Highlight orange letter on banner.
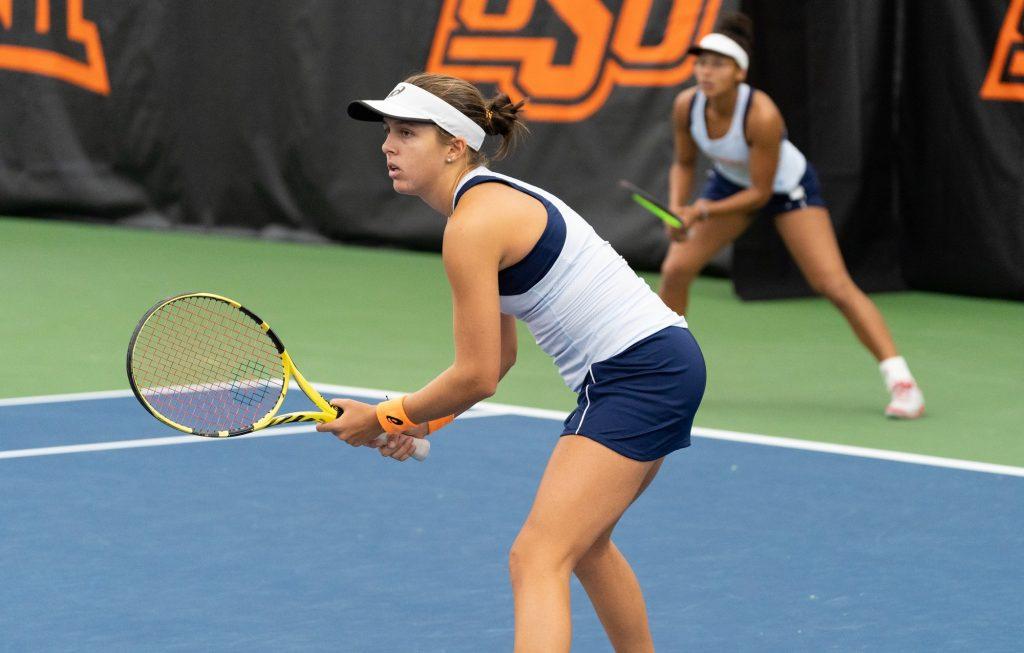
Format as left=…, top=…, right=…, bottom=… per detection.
left=980, top=0, right=1024, bottom=101
left=35, top=0, right=50, bottom=33
left=446, top=0, right=612, bottom=99
left=428, top=0, right=723, bottom=122
left=0, top=0, right=109, bottom=95
left=611, top=0, right=713, bottom=86
left=458, top=0, right=535, bottom=31
left=613, top=0, right=696, bottom=64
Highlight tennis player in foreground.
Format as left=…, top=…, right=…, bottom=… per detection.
left=315, top=72, right=706, bottom=652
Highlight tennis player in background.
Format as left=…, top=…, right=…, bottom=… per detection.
left=660, top=12, right=925, bottom=419
left=315, top=72, right=705, bottom=652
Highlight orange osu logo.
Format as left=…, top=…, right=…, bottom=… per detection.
left=981, top=0, right=1024, bottom=101
left=428, top=0, right=723, bottom=122
left=0, top=0, right=109, bottom=95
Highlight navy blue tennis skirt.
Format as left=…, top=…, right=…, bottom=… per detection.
left=701, top=164, right=827, bottom=217
left=561, top=326, right=706, bottom=461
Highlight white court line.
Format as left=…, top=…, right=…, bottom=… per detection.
left=1, top=386, right=1023, bottom=478
left=0, top=386, right=492, bottom=461
left=0, top=427, right=311, bottom=459
left=690, top=427, right=1024, bottom=478
left=0, top=389, right=134, bottom=406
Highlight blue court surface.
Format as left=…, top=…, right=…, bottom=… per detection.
left=2, top=388, right=1022, bottom=652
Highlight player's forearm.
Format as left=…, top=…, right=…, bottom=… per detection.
left=703, top=186, right=770, bottom=217
left=403, top=364, right=497, bottom=423
left=668, top=161, right=695, bottom=213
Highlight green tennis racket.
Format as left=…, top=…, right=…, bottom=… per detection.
left=619, top=179, right=686, bottom=229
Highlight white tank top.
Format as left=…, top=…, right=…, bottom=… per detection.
left=453, top=167, right=687, bottom=392
left=689, top=83, right=807, bottom=193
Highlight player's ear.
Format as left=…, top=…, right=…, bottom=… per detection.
left=446, top=137, right=469, bottom=163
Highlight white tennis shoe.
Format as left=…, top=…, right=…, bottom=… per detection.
left=885, top=380, right=925, bottom=419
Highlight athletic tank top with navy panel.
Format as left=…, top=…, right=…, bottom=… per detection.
left=453, top=167, right=687, bottom=392
left=690, top=83, right=807, bottom=192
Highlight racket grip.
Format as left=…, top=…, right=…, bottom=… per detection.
left=372, top=433, right=431, bottom=462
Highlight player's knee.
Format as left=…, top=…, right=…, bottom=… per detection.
left=660, top=256, right=699, bottom=285
left=508, top=530, right=572, bottom=582
left=508, top=533, right=544, bottom=578
left=507, top=538, right=537, bottom=585
left=810, top=274, right=857, bottom=306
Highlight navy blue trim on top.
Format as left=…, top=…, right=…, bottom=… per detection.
left=742, top=85, right=755, bottom=144
left=736, top=86, right=790, bottom=141
left=454, top=175, right=567, bottom=296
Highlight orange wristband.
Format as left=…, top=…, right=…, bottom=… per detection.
left=427, top=414, right=455, bottom=434
left=376, top=396, right=419, bottom=434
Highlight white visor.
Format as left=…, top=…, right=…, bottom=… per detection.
left=348, top=82, right=487, bottom=151
left=688, top=33, right=749, bottom=71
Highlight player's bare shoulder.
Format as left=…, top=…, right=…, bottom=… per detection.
left=744, top=89, right=785, bottom=143
left=746, top=90, right=784, bottom=134
left=445, top=183, right=531, bottom=248
left=672, top=86, right=699, bottom=122
left=446, top=181, right=546, bottom=263
left=451, top=182, right=542, bottom=228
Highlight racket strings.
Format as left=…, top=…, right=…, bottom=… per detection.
left=131, top=296, right=284, bottom=433
left=160, top=299, right=280, bottom=427
left=138, top=302, right=278, bottom=430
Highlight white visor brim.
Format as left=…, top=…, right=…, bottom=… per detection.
left=347, top=83, right=486, bottom=151
left=688, top=33, right=749, bottom=71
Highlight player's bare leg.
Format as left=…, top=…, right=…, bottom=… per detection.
left=775, top=207, right=898, bottom=360
left=775, top=207, right=924, bottom=417
left=510, top=436, right=660, bottom=652
left=573, top=459, right=664, bottom=652
left=659, top=210, right=754, bottom=315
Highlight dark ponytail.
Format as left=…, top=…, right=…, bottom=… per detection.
left=482, top=92, right=528, bottom=161
left=715, top=11, right=754, bottom=56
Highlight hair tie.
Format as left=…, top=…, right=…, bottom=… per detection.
left=484, top=108, right=494, bottom=123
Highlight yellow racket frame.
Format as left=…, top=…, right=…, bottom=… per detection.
left=128, top=292, right=338, bottom=438
left=128, top=292, right=431, bottom=461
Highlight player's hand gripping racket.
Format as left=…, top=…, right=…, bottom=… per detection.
left=126, top=292, right=430, bottom=461
left=619, top=179, right=688, bottom=232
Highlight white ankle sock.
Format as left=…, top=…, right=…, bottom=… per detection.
left=879, top=356, right=914, bottom=389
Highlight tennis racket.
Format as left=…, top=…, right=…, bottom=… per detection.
left=619, top=179, right=687, bottom=230
left=126, top=292, right=430, bottom=461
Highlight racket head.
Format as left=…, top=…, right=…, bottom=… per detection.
left=127, top=292, right=289, bottom=437
left=618, top=179, right=684, bottom=228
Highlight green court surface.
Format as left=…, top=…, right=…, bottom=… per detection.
left=3, top=217, right=1022, bottom=466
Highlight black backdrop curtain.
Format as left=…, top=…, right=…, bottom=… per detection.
left=0, top=0, right=722, bottom=265
left=1, top=0, right=1021, bottom=299
left=736, top=0, right=1023, bottom=300
left=897, top=0, right=1024, bottom=299
left=734, top=0, right=904, bottom=299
